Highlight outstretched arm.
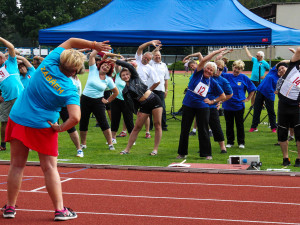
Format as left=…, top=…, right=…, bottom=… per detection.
left=243, top=46, right=253, bottom=60
left=16, top=55, right=33, bottom=68
left=59, top=38, right=111, bottom=52
left=197, top=48, right=226, bottom=72
left=116, top=59, right=139, bottom=79
left=183, top=52, right=203, bottom=62
left=215, top=49, right=233, bottom=61
left=0, top=37, right=15, bottom=58
left=136, top=40, right=161, bottom=56
left=291, top=47, right=300, bottom=62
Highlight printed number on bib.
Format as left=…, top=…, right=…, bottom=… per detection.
left=0, top=67, right=10, bottom=82
left=194, top=81, right=209, bottom=97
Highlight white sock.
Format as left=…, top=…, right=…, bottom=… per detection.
left=192, top=128, right=197, bottom=132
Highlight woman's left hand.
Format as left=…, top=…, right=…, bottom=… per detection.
left=48, top=121, right=62, bottom=132
left=102, top=98, right=109, bottom=104
left=204, top=98, right=213, bottom=105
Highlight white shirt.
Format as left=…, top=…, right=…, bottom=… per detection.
left=135, top=53, right=160, bottom=88
left=149, top=60, right=170, bottom=92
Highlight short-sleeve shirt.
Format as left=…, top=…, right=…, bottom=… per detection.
left=207, top=75, right=233, bottom=109
left=9, top=47, right=80, bottom=128
left=149, top=60, right=170, bottom=92
left=115, top=73, right=126, bottom=101
left=222, top=73, right=256, bottom=111
left=135, top=53, right=160, bottom=88
left=20, top=66, right=35, bottom=89
left=82, top=64, right=116, bottom=98
left=250, top=57, right=270, bottom=82
left=0, top=55, right=24, bottom=101
left=70, top=76, right=82, bottom=96
left=278, top=60, right=300, bottom=105
left=183, top=69, right=223, bottom=109
left=257, top=66, right=279, bottom=101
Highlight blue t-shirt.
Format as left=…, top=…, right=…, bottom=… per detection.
left=82, top=64, right=116, bottom=98
left=183, top=69, right=223, bottom=109
left=250, top=57, right=270, bottom=82
left=20, top=66, right=35, bottom=89
left=0, top=55, right=24, bottom=101
left=115, top=73, right=126, bottom=101
left=257, top=66, right=279, bottom=101
left=207, top=75, right=233, bottom=108
left=222, top=73, right=256, bottom=111
left=10, top=47, right=80, bottom=128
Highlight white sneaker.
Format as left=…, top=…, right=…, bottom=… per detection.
left=108, top=145, right=115, bottom=150
left=76, top=149, right=84, bottom=157
left=133, top=142, right=136, bottom=146
left=106, top=139, right=117, bottom=145
left=226, top=144, right=233, bottom=148
left=239, top=144, right=245, bottom=149
left=80, top=144, right=87, bottom=149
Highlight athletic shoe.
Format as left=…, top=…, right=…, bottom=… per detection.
left=294, top=159, right=300, bottom=167
left=176, top=154, right=186, bottom=159
left=271, top=128, right=277, bottom=133
left=225, top=144, right=233, bottom=148
left=108, top=145, right=115, bottom=151
left=249, top=128, right=258, bottom=132
left=76, top=149, right=84, bottom=158
left=0, top=146, right=6, bottom=151
left=220, top=150, right=227, bottom=154
left=106, top=139, right=117, bottom=144
left=288, top=136, right=295, bottom=141
left=54, top=207, right=77, bottom=221
left=239, top=144, right=245, bottom=149
left=117, top=131, right=127, bottom=137
left=189, top=131, right=196, bottom=136
left=2, top=205, right=16, bottom=218
left=80, top=144, right=87, bottom=149
left=282, top=158, right=291, bottom=166
left=145, top=132, right=151, bottom=139
left=209, top=129, right=213, bottom=137
left=206, top=156, right=213, bottom=160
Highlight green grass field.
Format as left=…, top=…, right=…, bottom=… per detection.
left=1, top=71, right=299, bottom=171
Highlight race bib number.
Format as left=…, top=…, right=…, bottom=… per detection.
left=194, top=81, right=209, bottom=97
left=279, top=67, right=300, bottom=100
left=0, top=67, right=10, bottom=82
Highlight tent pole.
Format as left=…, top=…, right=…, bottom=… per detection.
left=191, top=46, right=194, bottom=54
left=39, top=45, right=41, bottom=56
left=269, top=45, right=272, bottom=66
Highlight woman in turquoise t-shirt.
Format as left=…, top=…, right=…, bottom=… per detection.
left=79, top=50, right=119, bottom=151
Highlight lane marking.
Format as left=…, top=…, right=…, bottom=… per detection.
left=14, top=208, right=300, bottom=224
left=1, top=189, right=300, bottom=206
left=30, top=178, right=73, bottom=192
left=1, top=175, right=300, bottom=189
left=0, top=178, right=32, bottom=185
left=59, top=168, right=88, bottom=175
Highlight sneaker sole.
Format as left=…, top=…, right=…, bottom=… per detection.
left=54, top=214, right=78, bottom=221
left=3, top=213, right=16, bottom=218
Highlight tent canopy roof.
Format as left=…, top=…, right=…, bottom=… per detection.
left=39, top=0, right=300, bottom=46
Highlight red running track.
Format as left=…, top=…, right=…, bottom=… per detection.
left=0, top=165, right=300, bottom=225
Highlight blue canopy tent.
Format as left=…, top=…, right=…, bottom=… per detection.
left=39, top=0, right=300, bottom=46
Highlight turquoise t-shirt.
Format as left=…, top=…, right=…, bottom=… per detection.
left=20, top=66, right=35, bottom=89
left=10, top=47, right=80, bottom=128
left=115, top=73, right=126, bottom=101
left=250, top=57, right=270, bottom=82
left=82, top=64, right=116, bottom=98
left=0, top=55, right=24, bottom=101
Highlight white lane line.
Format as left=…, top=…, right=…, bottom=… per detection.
left=30, top=178, right=73, bottom=192
left=15, top=208, right=300, bottom=224
left=1, top=189, right=300, bottom=206
left=1, top=174, right=299, bottom=190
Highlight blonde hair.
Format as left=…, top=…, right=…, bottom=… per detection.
left=215, top=59, right=225, bottom=68
left=60, top=49, right=86, bottom=70
left=232, top=60, right=245, bottom=70
left=204, top=61, right=217, bottom=74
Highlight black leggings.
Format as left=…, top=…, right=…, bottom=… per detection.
left=79, top=95, right=110, bottom=131
left=111, top=98, right=134, bottom=133
left=60, top=107, right=76, bottom=134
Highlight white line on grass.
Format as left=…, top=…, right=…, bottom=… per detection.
left=15, top=208, right=300, bottom=224
left=1, top=174, right=300, bottom=189
left=30, top=178, right=73, bottom=192
left=1, top=189, right=300, bottom=206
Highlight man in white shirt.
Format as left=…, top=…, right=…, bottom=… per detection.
left=135, top=40, right=161, bottom=138
left=149, top=50, right=170, bottom=131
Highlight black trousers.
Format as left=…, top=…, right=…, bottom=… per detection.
left=111, top=98, right=134, bottom=134
left=209, top=108, right=224, bottom=142
left=178, top=105, right=211, bottom=157
left=224, top=108, right=245, bottom=145
left=251, top=91, right=277, bottom=129
left=79, top=95, right=110, bottom=132
left=150, top=90, right=167, bottom=129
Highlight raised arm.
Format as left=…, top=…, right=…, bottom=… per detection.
left=243, top=46, right=253, bottom=60
left=291, top=47, right=300, bottom=62
left=34, top=55, right=44, bottom=62
left=59, top=38, right=111, bottom=52
left=16, top=55, right=33, bottom=68
left=0, top=37, right=15, bottom=58
left=197, top=48, right=226, bottom=72
left=116, top=59, right=139, bottom=79
left=89, top=50, right=98, bottom=66
left=183, top=52, right=203, bottom=62
left=215, top=49, right=233, bottom=61
left=137, top=40, right=161, bottom=56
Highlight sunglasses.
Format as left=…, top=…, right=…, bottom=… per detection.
left=217, top=67, right=223, bottom=71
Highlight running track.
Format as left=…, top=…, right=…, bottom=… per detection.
left=0, top=164, right=300, bottom=225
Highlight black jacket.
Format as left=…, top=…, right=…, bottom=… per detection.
left=116, top=60, right=148, bottom=114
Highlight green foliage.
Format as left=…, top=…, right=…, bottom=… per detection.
left=167, top=61, right=185, bottom=70
left=238, top=0, right=300, bottom=8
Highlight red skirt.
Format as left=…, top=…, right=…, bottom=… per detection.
left=5, top=117, right=59, bottom=156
